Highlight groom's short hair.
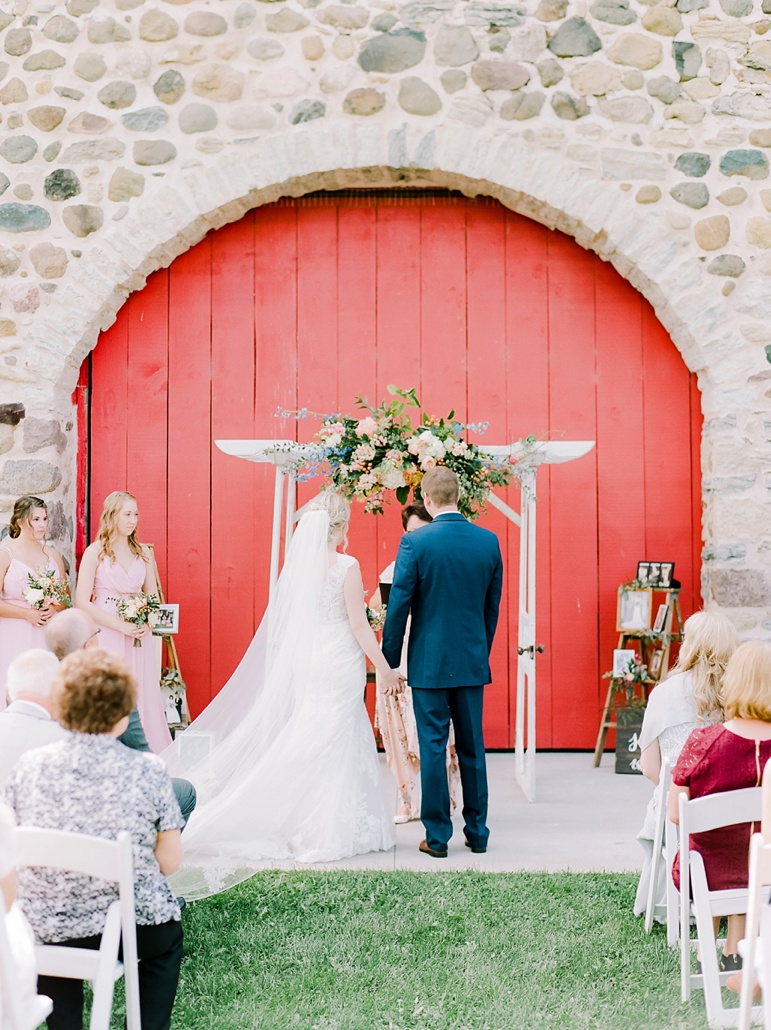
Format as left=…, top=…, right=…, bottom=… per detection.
left=421, top=467, right=459, bottom=507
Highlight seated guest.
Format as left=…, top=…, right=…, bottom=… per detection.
left=0, top=650, right=67, bottom=789
left=669, top=640, right=771, bottom=971
left=4, top=649, right=184, bottom=1030
left=45, top=609, right=196, bottom=826
left=633, top=611, right=738, bottom=918
left=0, top=802, right=37, bottom=1029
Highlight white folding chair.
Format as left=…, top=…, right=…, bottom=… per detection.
left=0, top=902, right=52, bottom=1030
left=738, top=832, right=771, bottom=1030
left=679, top=787, right=764, bottom=1028
left=14, top=828, right=141, bottom=1030
left=644, top=759, right=680, bottom=941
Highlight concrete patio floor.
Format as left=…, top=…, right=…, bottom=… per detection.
left=252, top=752, right=651, bottom=875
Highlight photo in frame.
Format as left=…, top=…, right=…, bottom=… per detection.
left=653, top=603, right=669, bottom=634
left=635, top=561, right=675, bottom=588
left=152, top=603, right=179, bottom=635
left=649, top=650, right=664, bottom=681
left=617, top=587, right=652, bottom=633
left=613, top=648, right=637, bottom=677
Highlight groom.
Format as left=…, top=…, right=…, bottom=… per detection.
left=382, top=466, right=503, bottom=858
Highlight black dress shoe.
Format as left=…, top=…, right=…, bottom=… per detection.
left=419, top=839, right=448, bottom=858
left=464, top=839, right=487, bottom=854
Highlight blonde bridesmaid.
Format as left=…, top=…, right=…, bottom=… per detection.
left=0, top=496, right=68, bottom=709
left=75, top=491, right=172, bottom=752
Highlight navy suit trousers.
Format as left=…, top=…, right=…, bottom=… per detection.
left=411, top=685, right=488, bottom=851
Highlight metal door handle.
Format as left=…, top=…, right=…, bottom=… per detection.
left=517, top=644, right=545, bottom=656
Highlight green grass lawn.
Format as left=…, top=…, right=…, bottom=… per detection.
left=140, top=870, right=717, bottom=1030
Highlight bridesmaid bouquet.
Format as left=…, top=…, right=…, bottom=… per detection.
left=366, top=605, right=387, bottom=632
left=25, top=568, right=71, bottom=609
left=112, top=591, right=161, bottom=647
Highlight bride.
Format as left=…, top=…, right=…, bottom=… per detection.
left=164, top=492, right=401, bottom=900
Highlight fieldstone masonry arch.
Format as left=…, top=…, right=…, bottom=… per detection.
left=0, top=0, right=769, bottom=633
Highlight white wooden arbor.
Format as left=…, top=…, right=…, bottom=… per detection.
left=216, top=438, right=594, bottom=801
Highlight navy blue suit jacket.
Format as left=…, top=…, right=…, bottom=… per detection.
left=381, top=512, right=503, bottom=690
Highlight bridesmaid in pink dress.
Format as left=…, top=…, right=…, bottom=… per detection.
left=75, top=491, right=172, bottom=753
left=0, top=495, right=69, bottom=709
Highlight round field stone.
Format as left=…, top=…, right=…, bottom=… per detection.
left=316, top=5, right=369, bottom=30
left=717, top=187, right=748, bottom=206
left=22, top=50, right=66, bottom=72
left=74, top=53, right=106, bottom=81
left=27, top=106, right=65, bottom=131
left=398, top=76, right=441, bottom=115
left=98, top=81, right=137, bottom=109
left=192, top=64, right=244, bottom=101
left=0, top=204, right=51, bottom=232
left=122, top=107, right=169, bottom=132
left=590, top=0, right=636, bottom=25
left=547, top=17, right=601, bottom=58
left=179, top=103, right=217, bottom=133
left=608, top=33, right=662, bottom=69
left=225, top=105, right=277, bottom=130
left=248, top=37, right=285, bottom=60
left=43, top=142, right=62, bottom=162
left=0, top=136, right=37, bottom=164
left=266, top=9, right=309, bottom=32
left=647, top=75, right=680, bottom=104
left=133, top=140, right=177, bottom=165
left=0, top=174, right=8, bottom=196
left=139, top=10, right=179, bottom=41
left=67, top=112, right=112, bottom=134
left=500, top=91, right=545, bottom=120
left=235, top=3, right=257, bottom=28
left=29, top=242, right=68, bottom=278
left=87, top=17, right=131, bottom=44
left=0, top=247, right=20, bottom=274
left=674, top=152, right=711, bottom=177
left=636, top=185, right=662, bottom=203
left=44, top=168, right=81, bottom=201
left=673, top=41, right=701, bottom=80
left=434, top=25, right=479, bottom=66
left=746, top=217, right=771, bottom=248
left=154, top=70, right=185, bottom=104
left=60, top=139, right=126, bottom=162
left=552, top=92, right=590, bottom=119
left=720, top=150, right=769, bottom=179
left=56, top=87, right=85, bottom=101
left=694, top=214, right=730, bottom=250
left=537, top=58, right=563, bottom=86
left=707, top=254, right=745, bottom=277
left=4, top=29, right=32, bottom=57
left=343, top=87, right=386, bottom=115
left=358, top=29, right=426, bottom=74
left=0, top=78, right=29, bottom=104
left=184, top=12, right=227, bottom=36
left=670, top=182, right=709, bottom=208
left=290, top=99, right=325, bottom=124
left=641, top=4, right=682, bottom=36
left=301, top=36, right=324, bottom=61
left=0, top=460, right=62, bottom=495
left=43, top=15, right=78, bottom=43
left=108, top=167, right=144, bottom=201
left=750, top=130, right=771, bottom=148
left=372, top=13, right=398, bottom=31
left=62, top=204, right=103, bottom=237
left=471, top=59, right=530, bottom=91
left=13, top=186, right=32, bottom=201
left=440, top=69, right=467, bottom=93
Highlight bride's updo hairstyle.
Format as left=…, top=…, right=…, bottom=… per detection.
left=96, top=491, right=146, bottom=564
left=310, top=491, right=350, bottom=550
left=8, top=495, right=47, bottom=539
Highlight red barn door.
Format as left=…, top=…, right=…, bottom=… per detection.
left=82, top=192, right=702, bottom=749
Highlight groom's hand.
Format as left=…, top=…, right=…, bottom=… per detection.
left=381, top=668, right=404, bottom=696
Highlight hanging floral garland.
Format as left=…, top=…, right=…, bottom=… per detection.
left=271, top=386, right=535, bottom=519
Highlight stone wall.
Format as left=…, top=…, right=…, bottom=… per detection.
left=0, top=0, right=770, bottom=629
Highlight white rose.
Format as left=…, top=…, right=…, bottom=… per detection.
left=325, top=432, right=343, bottom=448
left=25, top=588, right=45, bottom=607
left=355, top=417, right=378, bottom=438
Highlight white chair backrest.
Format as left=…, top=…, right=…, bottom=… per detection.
left=680, top=786, right=762, bottom=837
left=738, top=832, right=771, bottom=1030
left=0, top=902, right=53, bottom=1030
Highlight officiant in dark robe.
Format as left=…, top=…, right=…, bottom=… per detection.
left=382, top=467, right=503, bottom=858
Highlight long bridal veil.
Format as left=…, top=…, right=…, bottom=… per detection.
left=162, top=506, right=331, bottom=898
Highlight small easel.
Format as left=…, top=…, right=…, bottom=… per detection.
left=593, top=588, right=683, bottom=767
left=147, top=545, right=189, bottom=730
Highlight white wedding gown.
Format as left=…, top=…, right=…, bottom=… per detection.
left=166, top=550, right=394, bottom=901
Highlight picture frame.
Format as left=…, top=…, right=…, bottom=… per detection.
left=635, top=561, right=675, bottom=588
left=636, top=561, right=650, bottom=585
left=152, top=603, right=179, bottom=635
left=649, top=649, right=664, bottom=681
left=653, top=603, right=669, bottom=634
left=659, top=562, right=675, bottom=589
left=612, top=648, right=637, bottom=677
left=616, top=587, right=652, bottom=633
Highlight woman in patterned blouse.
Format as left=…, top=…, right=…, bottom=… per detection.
left=4, top=648, right=185, bottom=1030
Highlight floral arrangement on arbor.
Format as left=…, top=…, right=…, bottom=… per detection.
left=273, top=386, right=534, bottom=519
left=603, top=655, right=649, bottom=708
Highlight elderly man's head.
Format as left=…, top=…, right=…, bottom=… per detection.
left=6, top=649, right=61, bottom=714
left=45, top=608, right=100, bottom=660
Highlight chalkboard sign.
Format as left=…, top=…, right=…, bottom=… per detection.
left=615, top=706, right=645, bottom=775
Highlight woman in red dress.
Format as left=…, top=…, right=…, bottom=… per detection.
left=669, top=639, right=771, bottom=970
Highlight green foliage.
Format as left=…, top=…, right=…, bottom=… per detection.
left=110, top=871, right=712, bottom=1030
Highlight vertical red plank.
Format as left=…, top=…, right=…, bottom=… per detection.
left=594, top=264, right=646, bottom=751
left=74, top=359, right=90, bottom=565
left=125, top=270, right=169, bottom=591
left=546, top=233, right=600, bottom=749
left=253, top=203, right=298, bottom=626
left=690, top=374, right=704, bottom=608
left=210, top=215, right=258, bottom=691
left=467, top=200, right=510, bottom=749
left=641, top=304, right=698, bottom=628
left=167, top=242, right=213, bottom=715
left=337, top=200, right=381, bottom=599
left=88, top=310, right=129, bottom=533
left=504, top=213, right=552, bottom=749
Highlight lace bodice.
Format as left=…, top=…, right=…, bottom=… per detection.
left=658, top=721, right=697, bottom=769
left=318, top=554, right=356, bottom=624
